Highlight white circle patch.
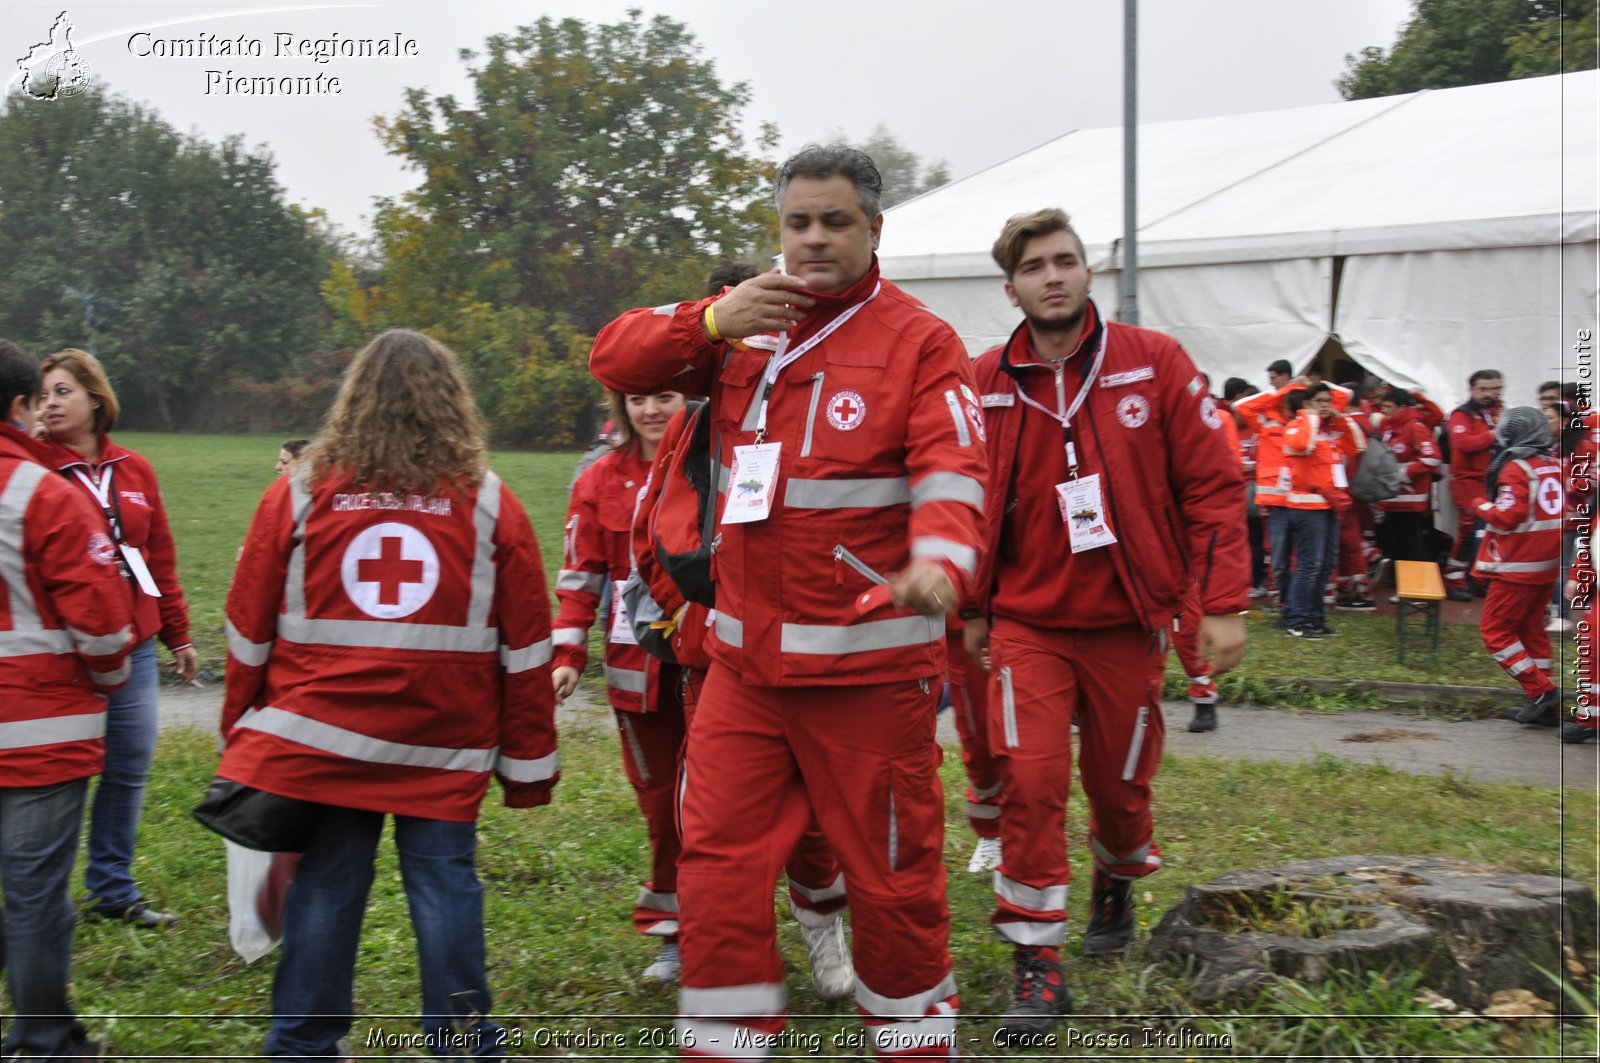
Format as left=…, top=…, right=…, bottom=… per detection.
left=1537, top=476, right=1564, bottom=516
left=1116, top=394, right=1150, bottom=429
left=1200, top=395, right=1222, bottom=430
left=965, top=401, right=987, bottom=443
left=827, top=390, right=867, bottom=431
left=87, top=532, right=118, bottom=567
left=341, top=522, right=440, bottom=619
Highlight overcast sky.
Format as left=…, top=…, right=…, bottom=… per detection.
left=5, top=0, right=1414, bottom=238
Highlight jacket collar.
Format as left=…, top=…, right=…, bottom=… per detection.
left=35, top=432, right=125, bottom=471
left=786, top=258, right=882, bottom=347
left=0, top=422, right=53, bottom=463
left=997, top=298, right=1105, bottom=386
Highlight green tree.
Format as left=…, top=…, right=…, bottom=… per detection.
left=355, top=10, right=779, bottom=444
left=830, top=124, right=950, bottom=209
left=1339, top=0, right=1596, bottom=100
left=0, top=87, right=335, bottom=428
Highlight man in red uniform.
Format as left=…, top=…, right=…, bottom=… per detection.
left=0, top=339, right=134, bottom=1061
left=1376, top=389, right=1443, bottom=563
left=961, top=209, right=1249, bottom=1040
left=1444, top=371, right=1503, bottom=600
left=591, top=145, right=986, bottom=1059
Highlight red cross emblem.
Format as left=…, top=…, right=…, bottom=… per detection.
left=341, top=522, right=440, bottom=619
left=826, top=389, right=867, bottom=431
left=359, top=536, right=424, bottom=605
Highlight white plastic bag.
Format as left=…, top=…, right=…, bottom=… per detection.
left=225, top=840, right=298, bottom=963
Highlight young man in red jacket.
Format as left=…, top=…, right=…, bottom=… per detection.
left=591, top=145, right=985, bottom=1059
left=0, top=339, right=134, bottom=1062
left=1444, top=371, right=1503, bottom=600
left=962, top=209, right=1249, bottom=1041
left=1376, top=389, right=1443, bottom=563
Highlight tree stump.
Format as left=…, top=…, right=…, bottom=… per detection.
left=1147, top=855, right=1596, bottom=1009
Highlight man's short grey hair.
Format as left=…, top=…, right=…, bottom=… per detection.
left=776, top=144, right=883, bottom=219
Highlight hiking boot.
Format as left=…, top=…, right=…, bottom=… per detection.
left=643, top=940, right=681, bottom=983
left=1562, top=722, right=1600, bottom=743
left=1446, top=587, right=1473, bottom=603
left=1336, top=597, right=1377, bottom=611
left=967, top=836, right=1003, bottom=874
left=800, top=916, right=854, bottom=1001
left=1187, top=704, right=1217, bottom=733
left=996, top=949, right=1069, bottom=1042
left=1082, top=870, right=1135, bottom=956
left=1513, top=688, right=1563, bottom=724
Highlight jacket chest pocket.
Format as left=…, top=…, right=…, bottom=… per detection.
left=795, top=347, right=893, bottom=464
left=714, top=351, right=771, bottom=436
left=597, top=478, right=641, bottom=535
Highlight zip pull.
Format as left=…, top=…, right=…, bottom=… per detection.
left=833, top=543, right=845, bottom=586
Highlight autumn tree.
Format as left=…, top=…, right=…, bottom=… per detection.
left=0, top=87, right=334, bottom=429
left=1339, top=0, right=1597, bottom=99
left=826, top=124, right=950, bottom=209
left=343, top=11, right=779, bottom=445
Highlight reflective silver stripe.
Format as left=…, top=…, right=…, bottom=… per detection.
left=495, top=749, right=558, bottom=783
left=943, top=389, right=970, bottom=447
left=90, top=662, right=130, bottom=687
left=1418, top=456, right=1441, bottom=467
left=645, top=920, right=679, bottom=937
left=67, top=625, right=132, bottom=657
left=236, top=706, right=496, bottom=773
left=960, top=687, right=979, bottom=737
left=716, top=463, right=733, bottom=495
left=675, top=1021, right=768, bottom=1060
left=780, top=615, right=940, bottom=655
left=887, top=789, right=898, bottom=870
left=637, top=887, right=678, bottom=913
left=870, top=1013, right=957, bottom=1054
left=551, top=627, right=587, bottom=646
left=618, top=712, right=651, bottom=784
left=1492, top=642, right=1528, bottom=662
left=0, top=463, right=47, bottom=637
left=994, top=920, right=1064, bottom=946
left=0, top=629, right=73, bottom=656
left=911, top=472, right=985, bottom=510
left=500, top=638, right=553, bottom=673
left=1533, top=658, right=1553, bottom=670
left=226, top=619, right=273, bottom=667
left=1255, top=484, right=1286, bottom=496
left=0, top=712, right=105, bottom=749
left=278, top=615, right=497, bottom=653
left=1001, top=667, right=1019, bottom=748
left=995, top=873, right=1067, bottom=912
left=1286, top=493, right=1329, bottom=505
left=1508, top=659, right=1534, bottom=675
left=1388, top=493, right=1429, bottom=504
left=911, top=536, right=977, bottom=577
left=680, top=982, right=787, bottom=1017
left=966, top=802, right=1001, bottom=819
left=716, top=611, right=743, bottom=647
left=466, top=471, right=501, bottom=628
left=284, top=467, right=314, bottom=618
left=556, top=569, right=606, bottom=594
left=784, top=476, right=910, bottom=510
left=856, top=973, right=958, bottom=1021
left=1121, top=705, right=1149, bottom=782
left=789, top=872, right=846, bottom=904
left=800, top=372, right=825, bottom=457
left=972, top=778, right=1003, bottom=801
left=605, top=665, right=648, bottom=694
left=1477, top=559, right=1560, bottom=573
left=1513, top=518, right=1565, bottom=532
left=1092, top=836, right=1155, bottom=868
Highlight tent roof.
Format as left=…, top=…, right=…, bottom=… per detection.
left=878, top=70, right=1597, bottom=278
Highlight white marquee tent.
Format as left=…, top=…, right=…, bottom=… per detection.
left=879, top=71, right=1598, bottom=410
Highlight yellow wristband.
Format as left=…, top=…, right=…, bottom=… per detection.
left=703, top=302, right=723, bottom=343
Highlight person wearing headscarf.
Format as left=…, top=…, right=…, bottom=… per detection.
left=1472, top=406, right=1566, bottom=727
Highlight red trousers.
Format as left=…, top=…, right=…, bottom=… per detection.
left=1448, top=480, right=1483, bottom=588
left=677, top=666, right=957, bottom=1060
left=947, top=634, right=1002, bottom=840
left=1170, top=591, right=1216, bottom=704
left=1479, top=579, right=1557, bottom=698
left=681, top=668, right=845, bottom=925
left=616, top=698, right=688, bottom=936
left=987, top=620, right=1166, bottom=948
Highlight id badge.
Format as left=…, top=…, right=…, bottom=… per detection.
left=722, top=442, right=781, bottom=525
left=1276, top=466, right=1292, bottom=492
left=120, top=544, right=162, bottom=597
left=607, top=580, right=637, bottom=644
left=1055, top=474, right=1118, bottom=553
left=1332, top=463, right=1350, bottom=489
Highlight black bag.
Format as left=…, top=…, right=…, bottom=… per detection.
left=1350, top=441, right=1407, bottom=503
left=192, top=777, right=325, bottom=853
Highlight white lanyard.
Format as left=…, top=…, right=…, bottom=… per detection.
left=72, top=465, right=119, bottom=540
left=1010, top=325, right=1108, bottom=475
left=752, top=283, right=880, bottom=440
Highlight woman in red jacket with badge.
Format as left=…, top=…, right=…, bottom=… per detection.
left=36, top=348, right=195, bottom=929
left=552, top=387, right=689, bottom=981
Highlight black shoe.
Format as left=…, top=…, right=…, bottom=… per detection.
left=1562, top=722, right=1600, bottom=743
left=996, top=949, right=1070, bottom=1042
left=1285, top=627, right=1323, bottom=640
left=1187, top=704, right=1217, bottom=733
left=1446, top=587, right=1473, bottom=602
left=1513, top=688, right=1562, bottom=724
left=1313, top=623, right=1336, bottom=637
left=1470, top=581, right=1488, bottom=598
left=1336, top=597, right=1377, bottom=611
left=1082, top=870, right=1135, bottom=956
left=85, top=899, right=177, bottom=929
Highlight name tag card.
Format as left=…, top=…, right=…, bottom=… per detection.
left=722, top=443, right=782, bottom=525
left=1055, top=474, right=1118, bottom=553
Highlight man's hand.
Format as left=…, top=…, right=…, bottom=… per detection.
left=172, top=645, right=199, bottom=684
left=889, top=559, right=956, bottom=619
left=1200, top=613, right=1247, bottom=674
left=963, top=616, right=991, bottom=674
left=551, top=665, right=580, bottom=703
left=706, top=269, right=815, bottom=340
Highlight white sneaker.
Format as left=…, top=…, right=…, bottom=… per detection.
left=967, top=836, right=1003, bottom=874
left=1547, top=616, right=1572, bottom=633
left=800, top=916, right=854, bottom=1001
left=643, top=940, right=681, bottom=983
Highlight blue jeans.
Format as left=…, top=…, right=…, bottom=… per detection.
left=1285, top=509, right=1334, bottom=630
left=85, top=637, right=159, bottom=908
left=263, top=807, right=505, bottom=1060
left=1, top=778, right=90, bottom=1059
left=1268, top=506, right=1294, bottom=599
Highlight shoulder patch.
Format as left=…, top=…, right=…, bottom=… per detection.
left=1187, top=375, right=1205, bottom=396
left=1100, top=366, right=1155, bottom=388
left=981, top=392, right=1016, bottom=408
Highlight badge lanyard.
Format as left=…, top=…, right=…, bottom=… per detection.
left=1010, top=326, right=1108, bottom=478
left=72, top=465, right=123, bottom=541
left=751, top=284, right=880, bottom=443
